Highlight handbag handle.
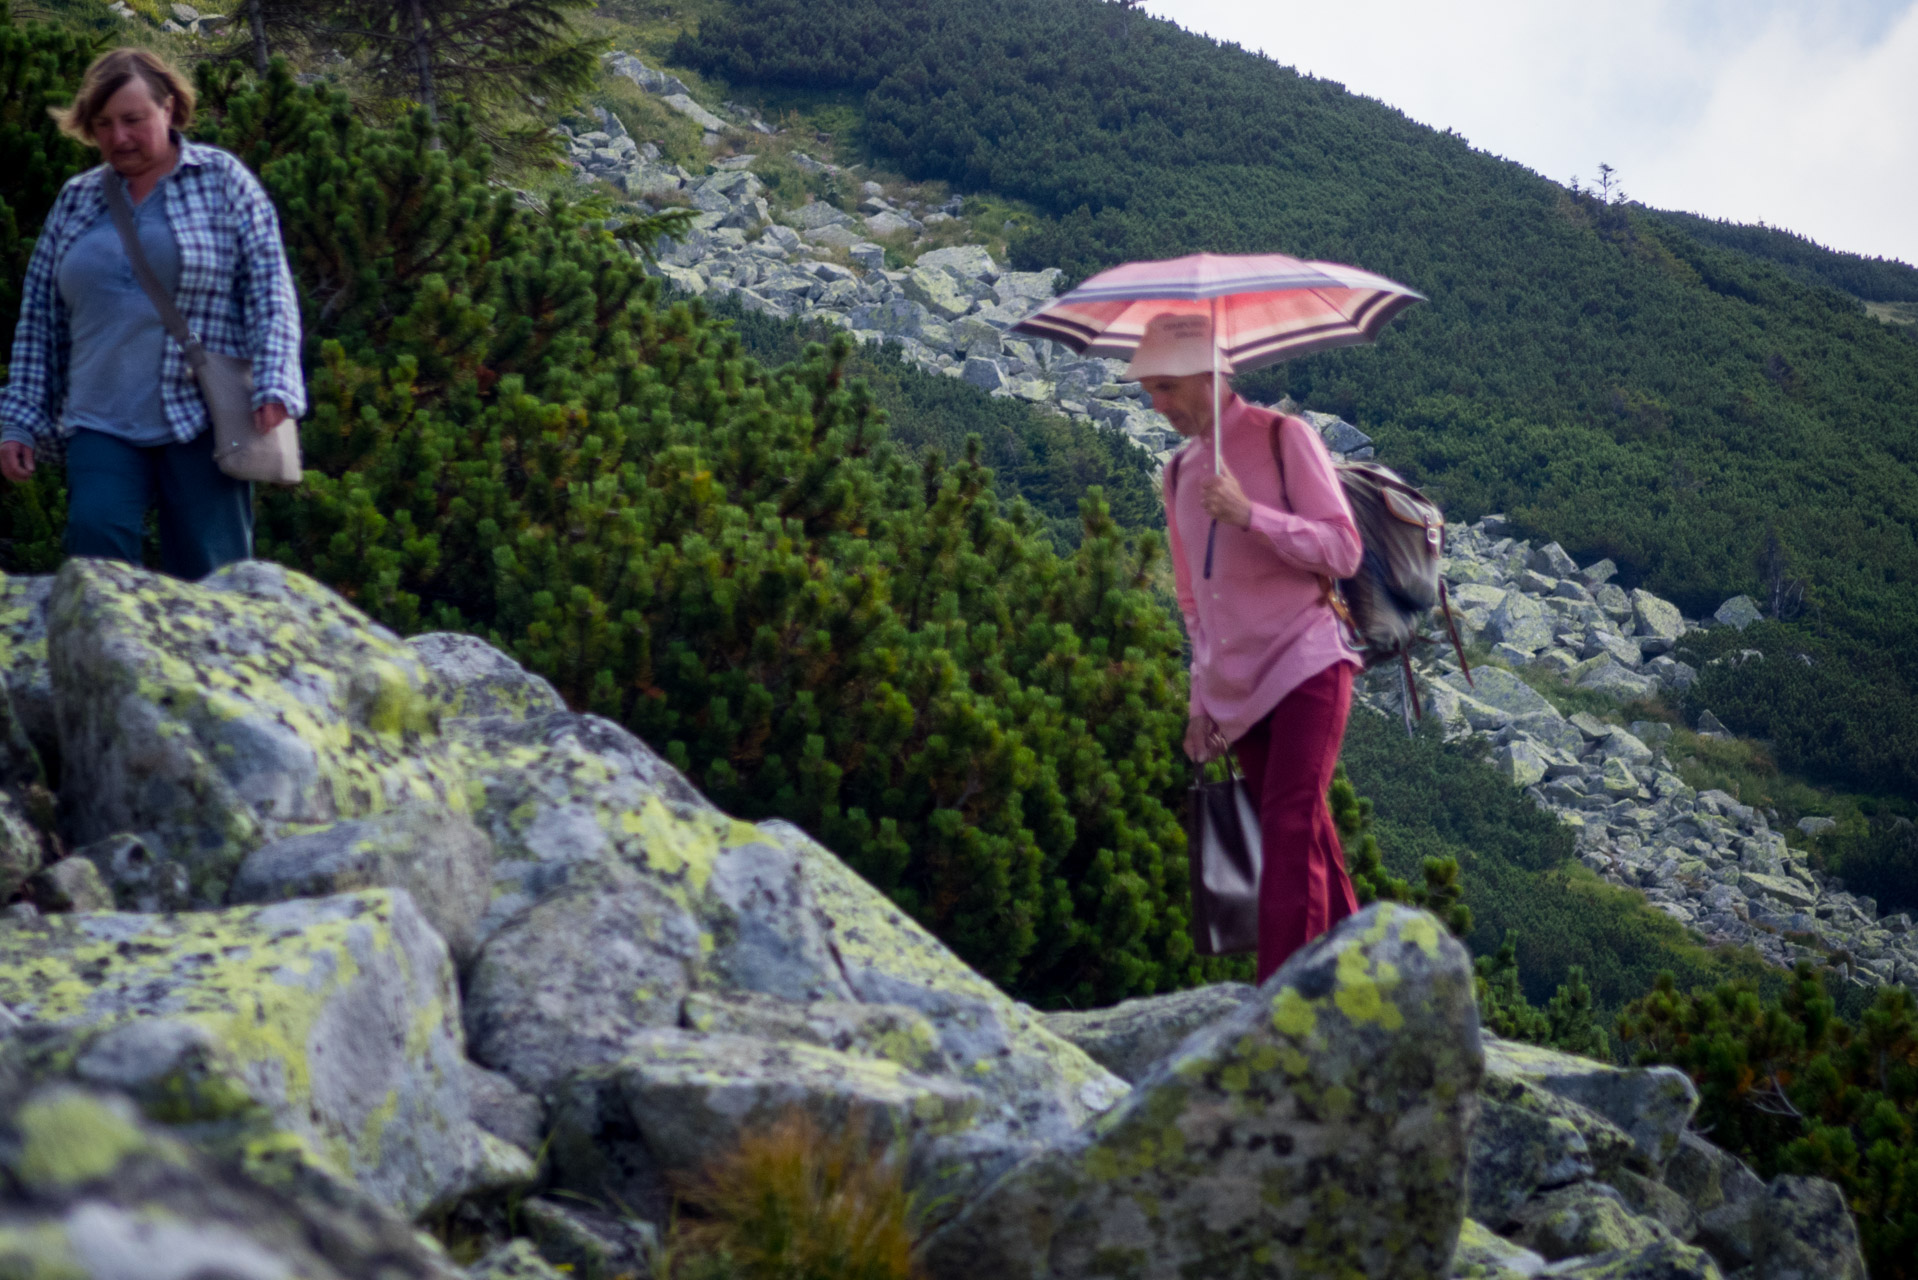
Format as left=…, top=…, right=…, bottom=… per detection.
left=102, top=170, right=209, bottom=370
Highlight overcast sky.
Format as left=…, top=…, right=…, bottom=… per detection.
left=1141, top=0, right=1918, bottom=267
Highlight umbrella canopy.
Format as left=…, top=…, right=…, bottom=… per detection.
left=1010, top=252, right=1424, bottom=371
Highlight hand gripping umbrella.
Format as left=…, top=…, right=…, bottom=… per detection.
left=1011, top=252, right=1425, bottom=477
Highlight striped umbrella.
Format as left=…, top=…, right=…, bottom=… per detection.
left=1012, top=252, right=1424, bottom=473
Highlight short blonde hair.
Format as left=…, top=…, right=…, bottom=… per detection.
left=55, top=48, right=196, bottom=143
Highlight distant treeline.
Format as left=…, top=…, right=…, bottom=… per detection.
left=1648, top=210, right=1918, bottom=304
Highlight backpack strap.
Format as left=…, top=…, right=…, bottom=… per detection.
left=1438, top=580, right=1474, bottom=687
left=1267, top=414, right=1355, bottom=629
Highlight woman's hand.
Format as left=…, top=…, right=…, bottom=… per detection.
left=1199, top=472, right=1251, bottom=529
left=1184, top=714, right=1228, bottom=763
left=0, top=442, right=35, bottom=483
left=253, top=402, right=289, bottom=434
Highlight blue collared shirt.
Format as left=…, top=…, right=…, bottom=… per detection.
left=56, top=171, right=181, bottom=445
left=0, top=137, right=306, bottom=456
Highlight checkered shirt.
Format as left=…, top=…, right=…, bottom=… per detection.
left=0, top=138, right=306, bottom=457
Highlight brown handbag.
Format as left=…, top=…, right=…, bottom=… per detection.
left=101, top=170, right=302, bottom=485
left=1186, top=756, right=1261, bottom=956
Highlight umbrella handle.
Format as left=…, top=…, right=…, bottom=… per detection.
left=1204, top=519, right=1217, bottom=580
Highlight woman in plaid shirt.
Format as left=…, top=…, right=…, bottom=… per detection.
left=0, top=48, right=304, bottom=579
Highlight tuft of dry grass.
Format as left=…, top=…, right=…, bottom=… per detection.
left=662, top=1108, right=921, bottom=1280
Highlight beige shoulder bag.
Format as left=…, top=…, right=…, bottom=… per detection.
left=102, top=170, right=302, bottom=485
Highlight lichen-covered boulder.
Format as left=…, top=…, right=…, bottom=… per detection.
left=1040, top=983, right=1254, bottom=1083
left=1663, top=1131, right=1766, bottom=1268
left=1470, top=1054, right=1645, bottom=1227
left=618, top=1028, right=981, bottom=1171
left=681, top=990, right=949, bottom=1073
left=1508, top=1182, right=1663, bottom=1261
left=49, top=560, right=468, bottom=904
left=463, top=862, right=710, bottom=1094
left=0, top=889, right=514, bottom=1218
left=0, top=790, right=46, bottom=903
left=470, top=1239, right=570, bottom=1280
left=1451, top=1218, right=1547, bottom=1279
left=28, top=855, right=112, bottom=912
left=461, top=804, right=855, bottom=1097
left=768, top=820, right=1128, bottom=1177
left=408, top=632, right=565, bottom=722
left=448, top=709, right=741, bottom=943
left=1543, top=1238, right=1722, bottom=1279
left=0, top=572, right=56, bottom=756
left=229, top=803, right=492, bottom=966
left=1483, top=1035, right=1697, bottom=1169
left=1751, top=1175, right=1866, bottom=1280
left=916, top=904, right=1481, bottom=1280
left=1612, top=1168, right=1701, bottom=1242
left=76, top=832, right=191, bottom=913
left=0, top=1085, right=466, bottom=1279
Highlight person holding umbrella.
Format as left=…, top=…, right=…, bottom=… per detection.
left=1137, top=313, right=1362, bottom=980
left=1014, top=253, right=1422, bottom=979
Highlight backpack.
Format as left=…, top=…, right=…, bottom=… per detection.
left=1167, top=416, right=1471, bottom=733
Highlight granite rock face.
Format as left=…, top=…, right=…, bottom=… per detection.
left=228, top=803, right=493, bottom=967
left=0, top=890, right=514, bottom=1218
left=1039, top=982, right=1255, bottom=1082
left=49, top=559, right=465, bottom=905
left=917, top=904, right=1482, bottom=1280
left=0, top=1086, right=467, bottom=1280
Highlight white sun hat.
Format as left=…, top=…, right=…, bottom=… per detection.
left=1124, top=312, right=1236, bottom=380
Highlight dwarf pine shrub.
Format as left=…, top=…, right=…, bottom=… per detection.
left=0, top=49, right=1211, bottom=1006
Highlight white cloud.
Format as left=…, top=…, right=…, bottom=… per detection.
left=1141, top=0, right=1918, bottom=266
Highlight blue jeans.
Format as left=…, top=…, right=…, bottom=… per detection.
left=64, top=427, right=253, bottom=580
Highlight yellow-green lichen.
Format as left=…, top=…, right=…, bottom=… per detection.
left=1332, top=944, right=1404, bottom=1031
left=8, top=1091, right=177, bottom=1189
left=0, top=1222, right=88, bottom=1280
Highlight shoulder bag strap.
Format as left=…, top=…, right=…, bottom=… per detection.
left=1269, top=413, right=1355, bottom=626
left=102, top=171, right=206, bottom=369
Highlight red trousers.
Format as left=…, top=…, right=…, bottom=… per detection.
left=1233, top=661, right=1360, bottom=983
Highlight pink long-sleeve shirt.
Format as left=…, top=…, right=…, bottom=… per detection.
left=1166, top=396, right=1364, bottom=743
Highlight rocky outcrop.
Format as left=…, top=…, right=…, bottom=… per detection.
left=0, top=560, right=1871, bottom=1278
left=0, top=888, right=520, bottom=1218
left=1040, top=982, right=1255, bottom=1082
left=0, top=1085, right=467, bottom=1279
left=918, top=904, right=1482, bottom=1280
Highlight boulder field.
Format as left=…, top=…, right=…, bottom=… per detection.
left=0, top=560, right=1867, bottom=1279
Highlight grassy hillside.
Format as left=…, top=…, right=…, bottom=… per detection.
left=677, top=0, right=1918, bottom=801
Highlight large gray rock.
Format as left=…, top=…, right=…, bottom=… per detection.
left=1508, top=1182, right=1661, bottom=1261
left=1713, top=596, right=1764, bottom=631
left=49, top=560, right=466, bottom=906
left=1631, top=590, right=1685, bottom=643
left=1444, top=666, right=1560, bottom=721
left=1482, top=1036, right=1696, bottom=1170
left=903, top=265, right=976, bottom=320
left=1542, top=1238, right=1722, bottom=1279
left=0, top=891, right=518, bottom=1218
left=1039, top=983, right=1254, bottom=1083
left=916, top=904, right=1481, bottom=1280
left=917, top=245, right=999, bottom=281
left=1752, top=1175, right=1866, bottom=1280
left=784, top=200, right=856, bottom=232
left=1664, top=1130, right=1765, bottom=1268
left=228, top=804, right=493, bottom=967
left=0, top=572, right=56, bottom=756
left=1451, top=1219, right=1549, bottom=1280
left=1577, top=659, right=1659, bottom=701
left=0, top=1085, right=467, bottom=1279
left=1487, top=592, right=1556, bottom=654
left=408, top=632, right=564, bottom=721
left=1470, top=1051, right=1642, bottom=1227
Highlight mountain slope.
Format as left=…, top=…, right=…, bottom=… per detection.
left=677, top=0, right=1918, bottom=799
